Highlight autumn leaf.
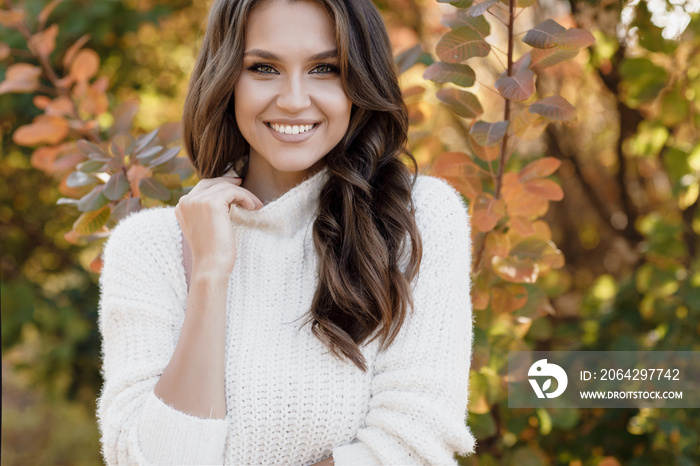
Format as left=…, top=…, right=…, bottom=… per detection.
left=491, top=283, right=528, bottom=312
left=70, top=49, right=100, bottom=82
left=29, top=24, right=59, bottom=58
left=0, top=63, right=42, bottom=94
left=519, top=156, right=561, bottom=181
left=473, top=193, right=506, bottom=232
left=13, top=115, right=70, bottom=146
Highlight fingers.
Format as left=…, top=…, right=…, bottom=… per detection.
left=190, top=181, right=263, bottom=211
left=202, top=183, right=263, bottom=210
left=188, top=177, right=241, bottom=196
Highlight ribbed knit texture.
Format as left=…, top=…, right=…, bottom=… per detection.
left=96, top=166, right=476, bottom=465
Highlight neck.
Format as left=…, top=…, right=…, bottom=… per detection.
left=229, top=164, right=330, bottom=237
left=241, top=155, right=327, bottom=206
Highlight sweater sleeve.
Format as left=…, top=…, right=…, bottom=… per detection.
left=95, top=208, right=228, bottom=465
left=332, top=177, right=477, bottom=465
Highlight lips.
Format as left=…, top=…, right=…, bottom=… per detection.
left=265, top=121, right=320, bottom=142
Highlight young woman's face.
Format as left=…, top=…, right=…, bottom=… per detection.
left=234, top=0, right=352, bottom=174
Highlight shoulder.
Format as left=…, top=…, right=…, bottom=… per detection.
left=101, top=205, right=179, bottom=262
left=411, top=174, right=471, bottom=238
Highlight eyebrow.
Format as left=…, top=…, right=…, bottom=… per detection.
left=243, top=48, right=339, bottom=61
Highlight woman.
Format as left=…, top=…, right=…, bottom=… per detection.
left=96, top=0, right=476, bottom=464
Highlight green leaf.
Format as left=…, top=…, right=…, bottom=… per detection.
left=76, top=139, right=108, bottom=158
left=66, top=170, right=97, bottom=188
left=495, top=68, right=535, bottom=101
left=556, top=28, right=596, bottom=49
left=110, top=132, right=135, bottom=159
left=465, top=0, right=498, bottom=18
left=139, top=177, right=171, bottom=201
left=470, top=120, right=509, bottom=146
left=394, top=44, right=422, bottom=75
left=660, top=87, right=689, bottom=127
left=73, top=205, right=111, bottom=235
left=133, top=128, right=160, bottom=155
left=530, top=47, right=579, bottom=69
left=134, top=145, right=164, bottom=162
left=77, top=159, right=106, bottom=173
left=56, top=197, right=79, bottom=206
left=148, top=147, right=181, bottom=169
left=110, top=197, right=142, bottom=224
left=77, top=185, right=109, bottom=212
left=468, top=411, right=497, bottom=439
left=103, top=172, right=130, bottom=201
left=422, top=62, right=476, bottom=87
left=436, top=88, right=483, bottom=118
left=619, top=58, right=667, bottom=105
left=436, top=27, right=490, bottom=63
left=529, top=95, right=576, bottom=122
left=522, top=19, right=566, bottom=49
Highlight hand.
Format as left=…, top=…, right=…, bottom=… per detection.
left=175, top=169, right=263, bottom=277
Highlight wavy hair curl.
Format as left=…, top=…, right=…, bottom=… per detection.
left=182, top=0, right=423, bottom=372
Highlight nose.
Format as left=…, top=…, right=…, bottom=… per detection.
left=276, top=73, right=311, bottom=113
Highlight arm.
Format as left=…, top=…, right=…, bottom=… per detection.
left=96, top=210, right=228, bottom=465
left=331, top=178, right=477, bottom=465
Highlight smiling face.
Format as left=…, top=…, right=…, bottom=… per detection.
left=234, top=0, right=352, bottom=179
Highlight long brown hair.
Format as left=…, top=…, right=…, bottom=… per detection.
left=182, top=0, right=423, bottom=372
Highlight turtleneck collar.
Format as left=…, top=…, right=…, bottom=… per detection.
left=228, top=166, right=330, bottom=237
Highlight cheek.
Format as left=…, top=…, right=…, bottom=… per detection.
left=234, top=78, right=268, bottom=119
left=317, top=85, right=352, bottom=124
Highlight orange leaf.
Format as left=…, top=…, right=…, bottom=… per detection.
left=13, top=115, right=70, bottom=146
left=0, top=10, right=25, bottom=27
left=401, top=85, right=425, bottom=99
left=31, top=143, right=74, bottom=173
left=532, top=220, right=552, bottom=240
left=492, top=256, right=540, bottom=283
left=0, top=43, right=10, bottom=60
left=64, top=229, right=81, bottom=245
left=126, top=164, right=152, bottom=198
left=34, top=95, right=51, bottom=109
left=90, top=255, right=103, bottom=274
left=469, top=133, right=500, bottom=162
left=502, top=179, right=549, bottom=217
left=511, top=215, right=535, bottom=236
left=432, top=151, right=483, bottom=200
left=519, top=156, right=561, bottom=181
left=45, top=96, right=74, bottom=117
left=473, top=193, right=506, bottom=232
left=0, top=63, right=42, bottom=94
left=491, top=283, right=528, bottom=313
left=80, top=84, right=109, bottom=116
left=524, top=178, right=564, bottom=200
left=472, top=287, right=490, bottom=310
left=512, top=108, right=547, bottom=141
left=29, top=24, right=59, bottom=58
left=63, top=34, right=91, bottom=69
left=485, top=231, right=510, bottom=258
left=70, top=49, right=100, bottom=81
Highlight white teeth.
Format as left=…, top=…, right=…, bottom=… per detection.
left=269, top=123, right=315, bottom=135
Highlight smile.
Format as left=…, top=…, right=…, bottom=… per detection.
left=268, top=123, right=317, bottom=135
left=265, top=122, right=320, bottom=142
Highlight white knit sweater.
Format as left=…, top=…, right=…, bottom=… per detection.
left=96, top=166, right=476, bottom=465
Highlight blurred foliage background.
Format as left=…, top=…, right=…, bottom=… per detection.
left=1, top=0, right=699, bottom=465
